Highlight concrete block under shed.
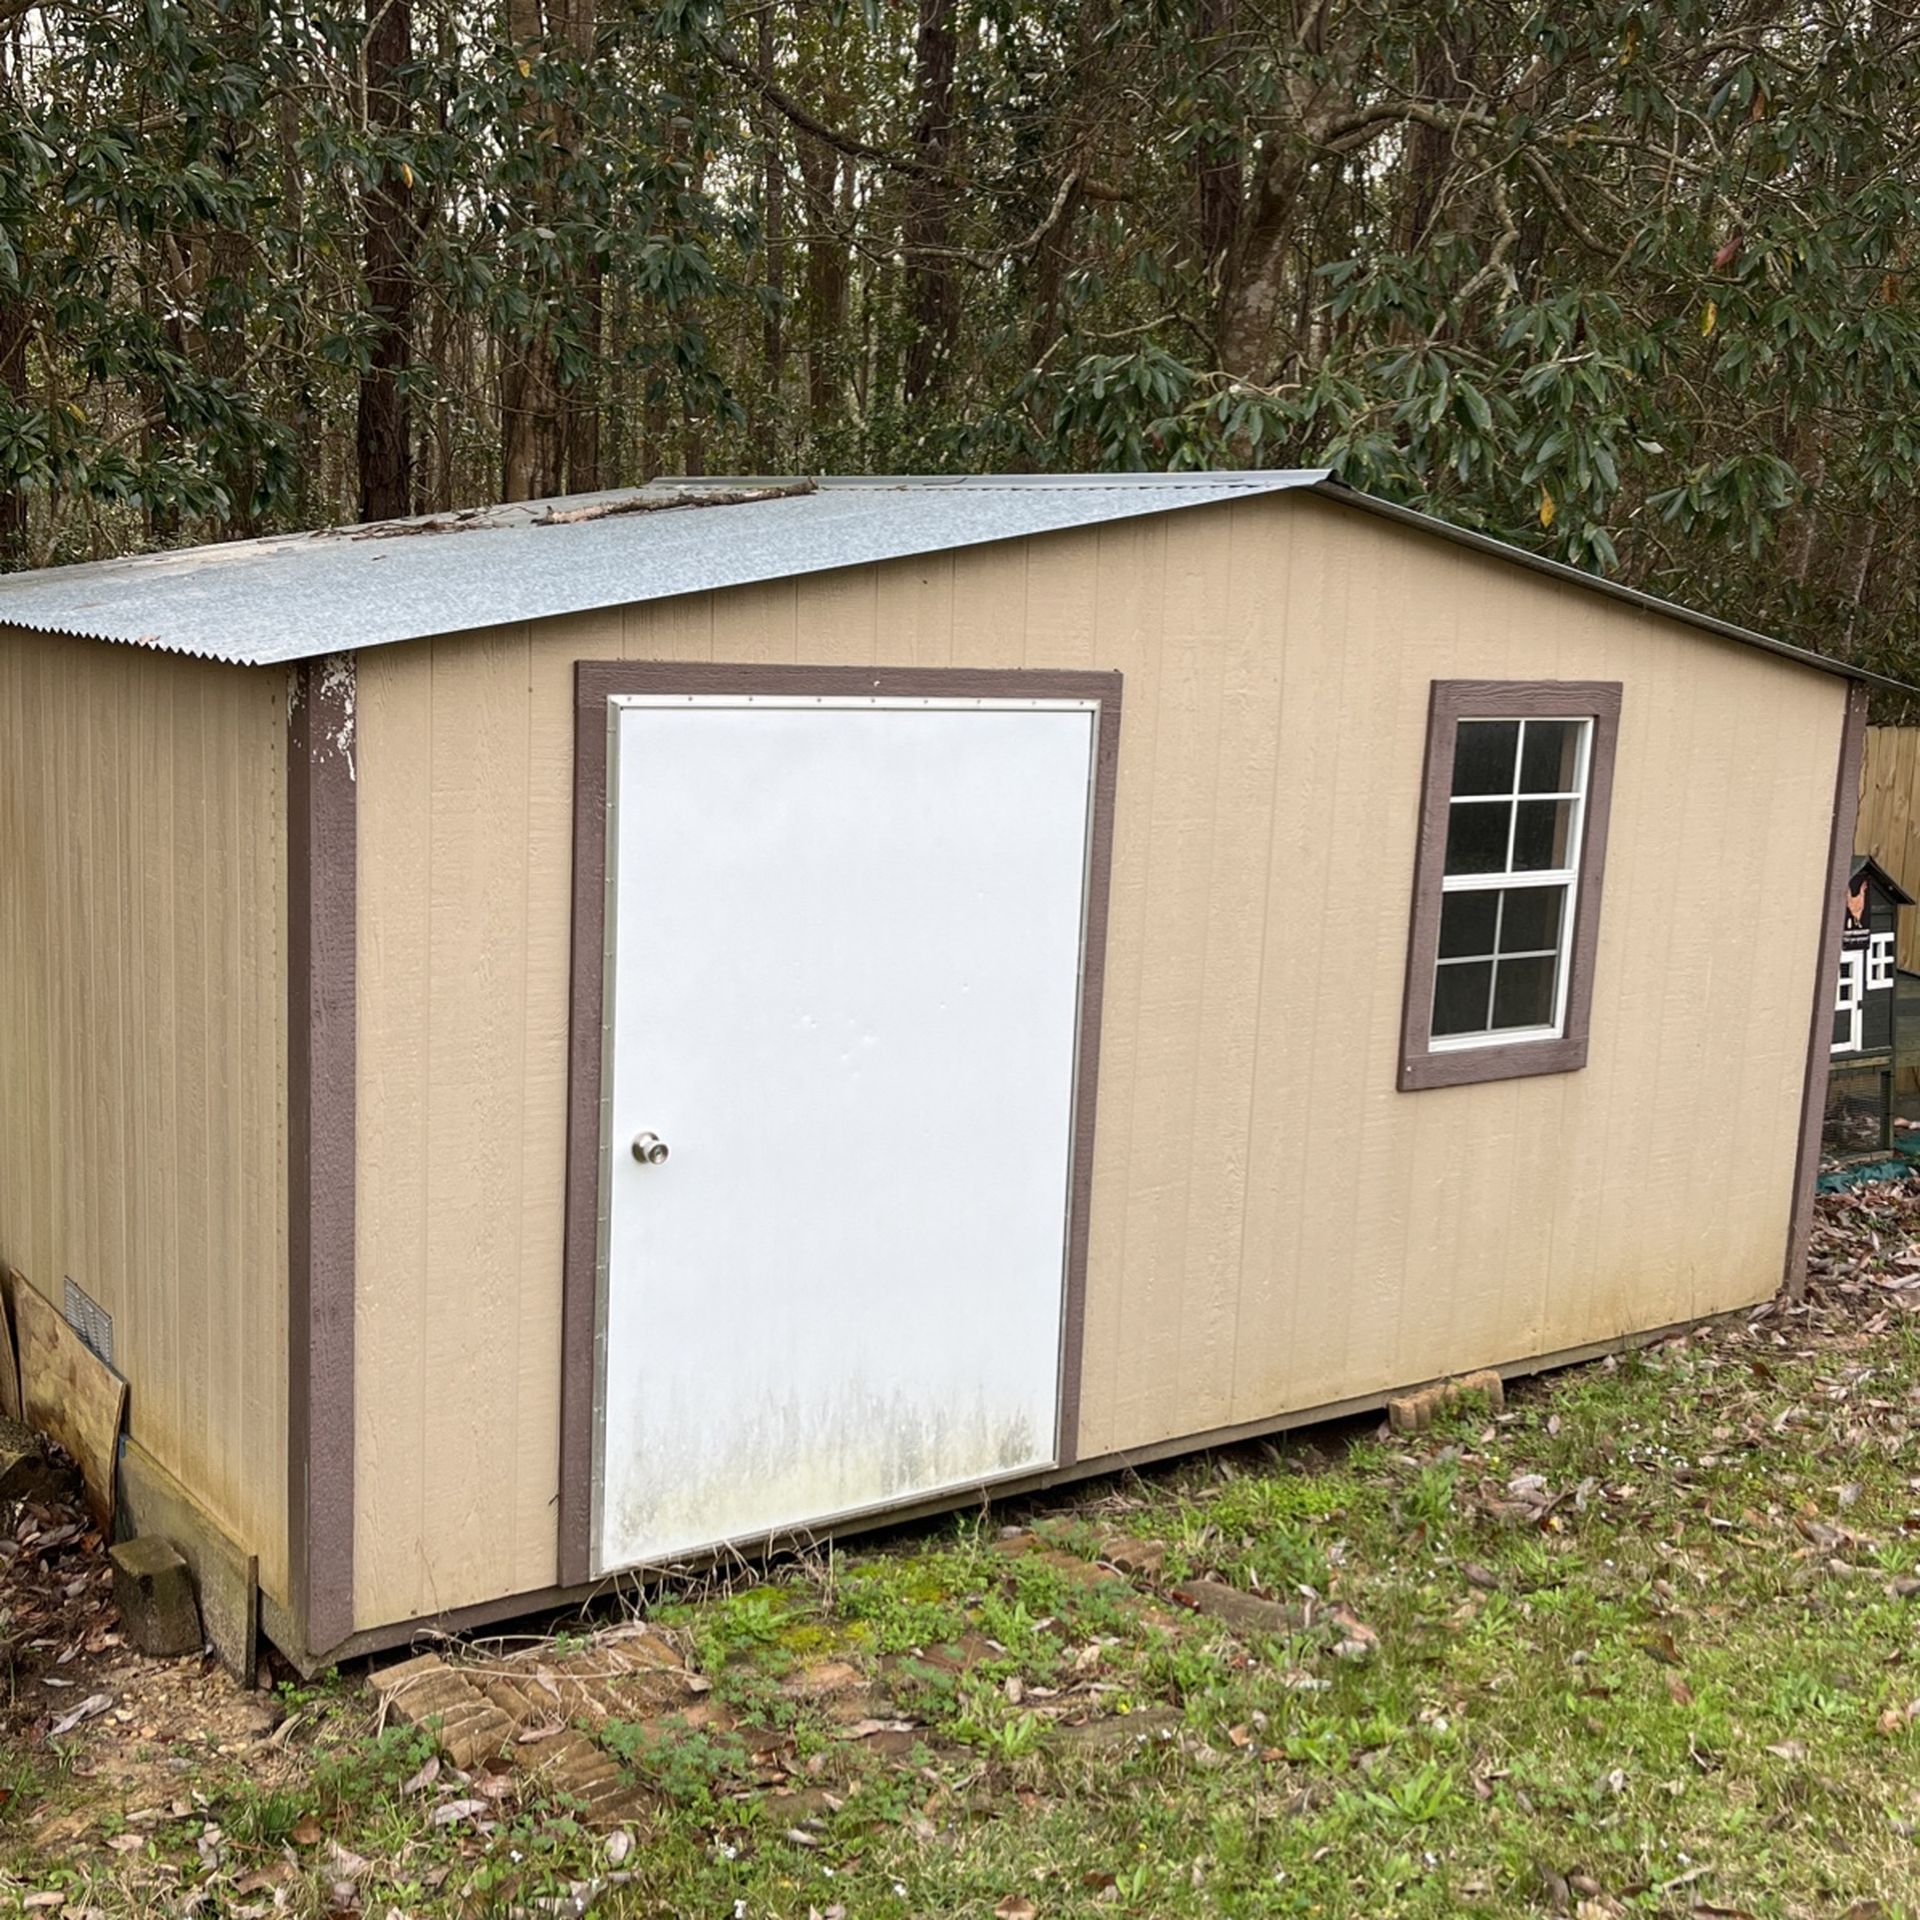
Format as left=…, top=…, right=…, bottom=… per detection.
left=110, top=1536, right=203, bottom=1658
left=116, top=1433, right=258, bottom=1684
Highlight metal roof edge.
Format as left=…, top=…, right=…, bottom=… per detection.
left=388, top=471, right=1333, bottom=647
left=1305, top=479, right=1917, bottom=697
left=0, top=470, right=1331, bottom=662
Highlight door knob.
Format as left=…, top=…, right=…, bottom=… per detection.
left=632, top=1131, right=670, bottom=1166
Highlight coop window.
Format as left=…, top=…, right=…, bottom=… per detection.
left=1399, top=681, right=1622, bottom=1091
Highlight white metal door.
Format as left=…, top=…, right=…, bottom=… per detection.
left=592, top=693, right=1098, bottom=1575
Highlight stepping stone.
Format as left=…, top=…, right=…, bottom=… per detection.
left=370, top=1653, right=516, bottom=1770
left=1053, top=1707, right=1183, bottom=1755
left=779, top=1659, right=863, bottom=1700
left=1098, top=1536, right=1169, bottom=1580
left=991, top=1532, right=1129, bottom=1587
left=520, top=1729, right=649, bottom=1826
left=1167, top=1579, right=1305, bottom=1639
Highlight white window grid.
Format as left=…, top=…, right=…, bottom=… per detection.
left=1431, top=716, right=1593, bottom=1051
left=1868, top=930, right=1897, bottom=992
left=1832, top=946, right=1866, bottom=1054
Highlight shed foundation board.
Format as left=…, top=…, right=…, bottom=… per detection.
left=0, top=1268, right=20, bottom=1422
left=15, top=1282, right=126, bottom=1530
left=117, top=1433, right=260, bottom=1684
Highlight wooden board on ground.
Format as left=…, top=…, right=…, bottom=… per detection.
left=0, top=1268, right=21, bottom=1422
left=15, top=1282, right=126, bottom=1529
left=117, top=1433, right=258, bottom=1684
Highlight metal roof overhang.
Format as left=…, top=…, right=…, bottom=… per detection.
left=0, top=469, right=1906, bottom=695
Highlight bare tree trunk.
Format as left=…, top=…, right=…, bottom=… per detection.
left=756, top=0, right=786, bottom=465
left=1842, top=517, right=1878, bottom=657
left=0, top=290, right=25, bottom=564
left=208, top=225, right=257, bottom=535
left=204, top=0, right=260, bottom=536
left=1400, top=28, right=1475, bottom=252
left=1784, top=440, right=1827, bottom=590
left=142, top=236, right=192, bottom=542
left=797, top=131, right=849, bottom=436
left=0, top=37, right=27, bottom=562
left=276, top=77, right=319, bottom=528
left=1215, top=140, right=1312, bottom=379
left=564, top=262, right=603, bottom=493
left=641, top=384, right=667, bottom=481
left=501, top=0, right=599, bottom=499
left=1193, top=0, right=1241, bottom=280
left=357, top=0, right=415, bottom=520
left=560, top=0, right=601, bottom=493
left=902, top=0, right=958, bottom=402
left=1023, top=0, right=1111, bottom=373
left=501, top=0, right=565, bottom=500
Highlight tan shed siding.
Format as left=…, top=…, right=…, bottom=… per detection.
left=1857, top=727, right=1920, bottom=972
left=351, top=493, right=1842, bottom=1630
left=0, top=628, right=289, bottom=1599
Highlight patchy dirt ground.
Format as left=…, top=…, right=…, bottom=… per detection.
left=0, top=1486, right=293, bottom=1867
left=6, top=1181, right=1920, bottom=1917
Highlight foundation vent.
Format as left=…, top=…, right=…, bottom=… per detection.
left=62, top=1277, right=114, bottom=1370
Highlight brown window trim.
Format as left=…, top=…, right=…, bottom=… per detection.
left=1398, top=679, right=1622, bottom=1092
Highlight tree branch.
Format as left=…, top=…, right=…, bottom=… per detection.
left=708, top=38, right=1129, bottom=202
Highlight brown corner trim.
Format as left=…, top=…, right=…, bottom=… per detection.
left=1785, top=679, right=1869, bottom=1297
left=288, top=655, right=358, bottom=1654
left=1397, top=679, right=1623, bottom=1092
left=557, top=662, right=1123, bottom=1588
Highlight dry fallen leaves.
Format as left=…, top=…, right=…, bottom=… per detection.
left=48, top=1691, right=112, bottom=1736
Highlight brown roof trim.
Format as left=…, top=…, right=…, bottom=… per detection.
left=556, top=662, right=1121, bottom=1587
left=287, top=656, right=358, bottom=1652
left=1785, top=679, right=1869, bottom=1297
left=1309, top=482, right=1913, bottom=697
left=1397, top=680, right=1622, bottom=1091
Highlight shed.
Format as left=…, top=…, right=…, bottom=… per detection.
left=0, top=473, right=1890, bottom=1669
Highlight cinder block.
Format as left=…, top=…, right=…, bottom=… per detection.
left=117, top=1434, right=257, bottom=1684
left=1388, top=1369, right=1505, bottom=1434
left=110, top=1535, right=204, bottom=1658
left=1388, top=1386, right=1442, bottom=1433
left=1457, top=1368, right=1506, bottom=1412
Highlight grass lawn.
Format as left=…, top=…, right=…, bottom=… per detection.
left=6, top=1187, right=1920, bottom=1917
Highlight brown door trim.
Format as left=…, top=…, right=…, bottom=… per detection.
left=287, top=657, right=359, bottom=1653
left=557, top=662, right=1123, bottom=1587
left=1785, top=678, right=1869, bottom=1296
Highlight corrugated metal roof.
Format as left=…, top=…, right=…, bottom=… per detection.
left=0, top=469, right=1901, bottom=690
left=0, top=473, right=1325, bottom=667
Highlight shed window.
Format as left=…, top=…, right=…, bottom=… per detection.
left=1432, top=719, right=1589, bottom=1043
left=1400, top=682, right=1622, bottom=1091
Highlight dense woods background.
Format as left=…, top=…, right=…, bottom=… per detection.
left=3, top=0, right=1919, bottom=682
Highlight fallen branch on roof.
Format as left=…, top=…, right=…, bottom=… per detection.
left=532, top=479, right=819, bottom=527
